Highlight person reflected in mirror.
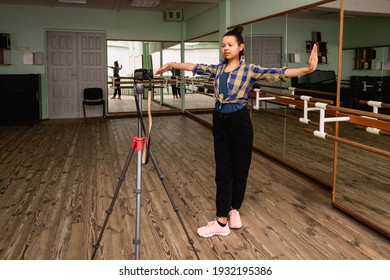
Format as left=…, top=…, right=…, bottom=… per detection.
left=108, top=61, right=122, bottom=99
left=171, top=68, right=181, bottom=98
left=156, top=26, right=318, bottom=238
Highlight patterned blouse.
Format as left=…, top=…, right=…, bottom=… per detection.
left=193, top=61, right=289, bottom=105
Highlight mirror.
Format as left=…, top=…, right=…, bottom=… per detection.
left=106, top=38, right=221, bottom=115
left=243, top=16, right=288, bottom=164
left=335, top=10, right=390, bottom=237
left=244, top=2, right=341, bottom=187
left=156, top=38, right=220, bottom=112
left=107, top=40, right=182, bottom=115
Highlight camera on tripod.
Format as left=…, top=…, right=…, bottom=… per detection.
left=134, top=68, right=153, bottom=81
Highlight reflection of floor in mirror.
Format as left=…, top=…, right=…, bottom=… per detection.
left=159, top=92, right=215, bottom=109
left=107, top=91, right=215, bottom=114
left=107, top=93, right=165, bottom=113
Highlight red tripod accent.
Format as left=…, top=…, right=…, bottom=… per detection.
left=131, top=136, right=148, bottom=152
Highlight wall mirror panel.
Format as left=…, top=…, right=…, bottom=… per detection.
left=334, top=11, right=390, bottom=237
left=107, top=40, right=182, bottom=115
left=244, top=2, right=340, bottom=187
left=243, top=16, right=288, bottom=164
left=106, top=37, right=222, bottom=115
left=163, top=37, right=220, bottom=112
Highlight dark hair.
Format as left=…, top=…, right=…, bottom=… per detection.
left=223, top=26, right=245, bottom=60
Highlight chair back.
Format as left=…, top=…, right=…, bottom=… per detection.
left=84, top=88, right=103, bottom=101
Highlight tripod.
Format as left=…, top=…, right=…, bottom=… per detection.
left=91, top=78, right=199, bottom=260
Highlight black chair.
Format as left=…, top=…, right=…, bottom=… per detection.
left=82, top=87, right=105, bottom=120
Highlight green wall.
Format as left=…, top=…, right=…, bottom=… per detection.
left=0, top=3, right=183, bottom=118
left=0, top=0, right=339, bottom=119
left=228, top=0, right=335, bottom=27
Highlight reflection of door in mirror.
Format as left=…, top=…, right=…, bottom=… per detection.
left=244, top=36, right=282, bottom=89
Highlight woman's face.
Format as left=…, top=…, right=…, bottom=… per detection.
left=221, top=35, right=243, bottom=61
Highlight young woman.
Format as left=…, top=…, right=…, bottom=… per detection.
left=155, top=26, right=318, bottom=238
left=108, top=61, right=122, bottom=99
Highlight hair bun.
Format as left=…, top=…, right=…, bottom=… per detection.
left=233, top=26, right=243, bottom=34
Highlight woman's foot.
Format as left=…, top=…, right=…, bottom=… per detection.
left=111, top=96, right=116, bottom=99
left=229, top=209, right=242, bottom=229
left=197, top=220, right=230, bottom=238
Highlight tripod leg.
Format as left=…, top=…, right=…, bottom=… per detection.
left=148, top=149, right=200, bottom=260
left=91, top=146, right=136, bottom=260
left=134, top=146, right=143, bottom=260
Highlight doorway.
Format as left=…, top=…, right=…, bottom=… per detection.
left=47, top=31, right=106, bottom=119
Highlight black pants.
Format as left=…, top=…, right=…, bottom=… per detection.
left=212, top=107, right=253, bottom=218
left=114, top=77, right=121, bottom=97
left=171, top=85, right=181, bottom=97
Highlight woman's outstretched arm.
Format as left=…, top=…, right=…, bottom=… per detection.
left=285, top=44, right=318, bottom=78
left=155, top=62, right=196, bottom=75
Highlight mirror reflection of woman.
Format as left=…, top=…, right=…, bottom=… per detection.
left=156, top=26, right=318, bottom=238
left=108, top=61, right=122, bottom=99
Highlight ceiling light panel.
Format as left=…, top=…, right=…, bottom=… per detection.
left=131, top=0, right=161, bottom=8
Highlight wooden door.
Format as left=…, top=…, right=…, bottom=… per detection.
left=47, top=31, right=106, bottom=119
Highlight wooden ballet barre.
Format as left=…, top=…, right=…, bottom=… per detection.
left=250, top=88, right=333, bottom=113
left=256, top=83, right=336, bottom=97
left=311, top=102, right=351, bottom=139
left=249, top=92, right=319, bottom=109
left=354, top=100, right=390, bottom=135
left=256, top=83, right=290, bottom=90
left=291, top=87, right=336, bottom=97
left=248, top=91, right=334, bottom=130
left=257, top=89, right=333, bottom=104
left=359, top=100, right=390, bottom=110
left=251, top=104, right=332, bottom=130
left=337, top=112, right=390, bottom=132
left=306, top=101, right=390, bottom=137
left=354, top=125, right=390, bottom=137
left=304, top=128, right=390, bottom=157
left=325, top=104, right=390, bottom=123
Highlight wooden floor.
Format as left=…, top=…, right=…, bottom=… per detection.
left=0, top=115, right=389, bottom=260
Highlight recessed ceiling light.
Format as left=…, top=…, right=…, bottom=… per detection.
left=131, top=0, right=161, bottom=8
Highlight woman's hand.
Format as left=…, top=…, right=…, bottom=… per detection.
left=155, top=62, right=195, bottom=75
left=308, top=43, right=318, bottom=72
left=285, top=44, right=319, bottom=78
left=155, top=63, right=171, bottom=75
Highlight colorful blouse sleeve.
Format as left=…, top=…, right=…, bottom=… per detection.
left=192, top=64, right=219, bottom=78
left=250, top=64, right=289, bottom=83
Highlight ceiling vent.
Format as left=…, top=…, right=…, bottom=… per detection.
left=164, top=10, right=183, bottom=22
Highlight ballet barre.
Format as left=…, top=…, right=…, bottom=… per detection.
left=252, top=88, right=333, bottom=110
left=356, top=100, right=390, bottom=136
left=359, top=100, right=390, bottom=113
left=256, top=83, right=337, bottom=98
left=309, top=102, right=351, bottom=139
left=303, top=102, right=390, bottom=154
left=324, top=105, right=390, bottom=133
left=252, top=88, right=276, bottom=110
left=354, top=125, right=390, bottom=137
left=304, top=128, right=390, bottom=157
